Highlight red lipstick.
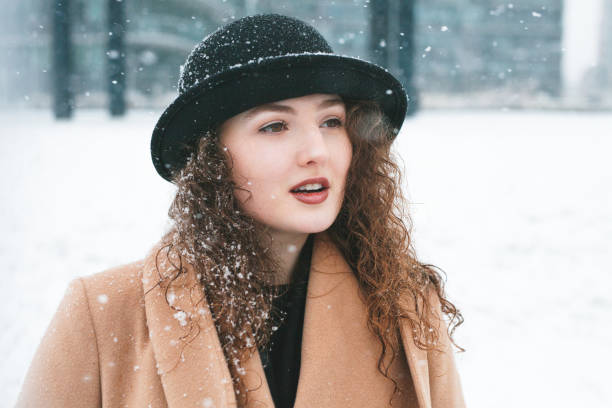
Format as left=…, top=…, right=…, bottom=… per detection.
left=289, top=177, right=330, bottom=205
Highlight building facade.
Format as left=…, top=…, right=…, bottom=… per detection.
left=0, top=0, right=597, bottom=110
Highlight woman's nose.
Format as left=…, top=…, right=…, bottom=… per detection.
left=296, top=126, right=329, bottom=167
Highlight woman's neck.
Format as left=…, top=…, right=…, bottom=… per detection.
left=262, top=230, right=310, bottom=285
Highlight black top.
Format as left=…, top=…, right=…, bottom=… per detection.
left=258, top=234, right=313, bottom=408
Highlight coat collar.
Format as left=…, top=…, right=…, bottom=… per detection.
left=141, top=232, right=459, bottom=408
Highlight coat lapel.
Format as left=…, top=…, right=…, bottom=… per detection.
left=398, top=287, right=466, bottom=408
left=141, top=234, right=461, bottom=408
left=142, top=243, right=238, bottom=408
left=294, top=232, right=418, bottom=408
left=399, top=307, right=432, bottom=408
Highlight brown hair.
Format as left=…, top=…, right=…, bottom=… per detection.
left=154, top=98, right=464, bottom=406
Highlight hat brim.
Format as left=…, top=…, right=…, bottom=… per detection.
left=151, top=53, right=407, bottom=182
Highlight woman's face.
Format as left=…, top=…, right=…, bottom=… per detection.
left=218, top=93, right=352, bottom=235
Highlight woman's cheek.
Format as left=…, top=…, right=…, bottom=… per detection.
left=338, top=136, right=353, bottom=175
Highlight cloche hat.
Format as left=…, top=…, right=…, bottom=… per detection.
left=151, top=13, right=408, bottom=182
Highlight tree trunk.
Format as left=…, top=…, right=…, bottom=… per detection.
left=108, top=0, right=127, bottom=116
left=52, top=0, right=73, bottom=119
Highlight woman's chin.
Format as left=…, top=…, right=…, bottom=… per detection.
left=264, top=218, right=335, bottom=236
left=292, top=219, right=336, bottom=234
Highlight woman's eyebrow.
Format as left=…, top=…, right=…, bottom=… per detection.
left=245, top=103, right=294, bottom=119
left=244, top=97, right=344, bottom=119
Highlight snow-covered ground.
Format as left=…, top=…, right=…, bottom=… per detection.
left=1, top=109, right=610, bottom=407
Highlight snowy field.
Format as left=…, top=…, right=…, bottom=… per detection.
left=1, top=109, right=611, bottom=407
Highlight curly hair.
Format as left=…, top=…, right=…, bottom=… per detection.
left=153, top=98, right=464, bottom=407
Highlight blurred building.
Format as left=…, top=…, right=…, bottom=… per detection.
left=414, top=0, right=563, bottom=107
left=0, top=0, right=370, bottom=110
left=596, top=0, right=612, bottom=102
left=0, top=0, right=51, bottom=108
left=1, top=0, right=606, bottom=111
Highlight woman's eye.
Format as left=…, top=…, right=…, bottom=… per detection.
left=259, top=121, right=287, bottom=133
left=322, top=118, right=343, bottom=128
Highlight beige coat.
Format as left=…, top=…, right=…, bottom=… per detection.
left=17, top=232, right=465, bottom=407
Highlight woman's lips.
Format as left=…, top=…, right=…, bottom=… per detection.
left=289, top=177, right=330, bottom=191
left=289, top=176, right=330, bottom=204
left=290, top=188, right=329, bottom=204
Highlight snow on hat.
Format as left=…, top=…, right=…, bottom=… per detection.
left=151, top=13, right=408, bottom=183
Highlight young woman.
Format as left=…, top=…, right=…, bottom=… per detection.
left=18, top=14, right=465, bottom=408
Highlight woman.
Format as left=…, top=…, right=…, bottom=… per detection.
left=17, top=14, right=465, bottom=408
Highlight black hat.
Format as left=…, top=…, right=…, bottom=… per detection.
left=151, top=13, right=408, bottom=183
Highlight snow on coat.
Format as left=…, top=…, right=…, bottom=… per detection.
left=16, top=232, right=465, bottom=408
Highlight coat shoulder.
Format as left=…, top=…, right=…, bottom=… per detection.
left=78, top=259, right=150, bottom=347
left=80, top=259, right=146, bottom=308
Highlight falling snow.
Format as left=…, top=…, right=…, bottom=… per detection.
left=2, top=110, right=611, bottom=408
